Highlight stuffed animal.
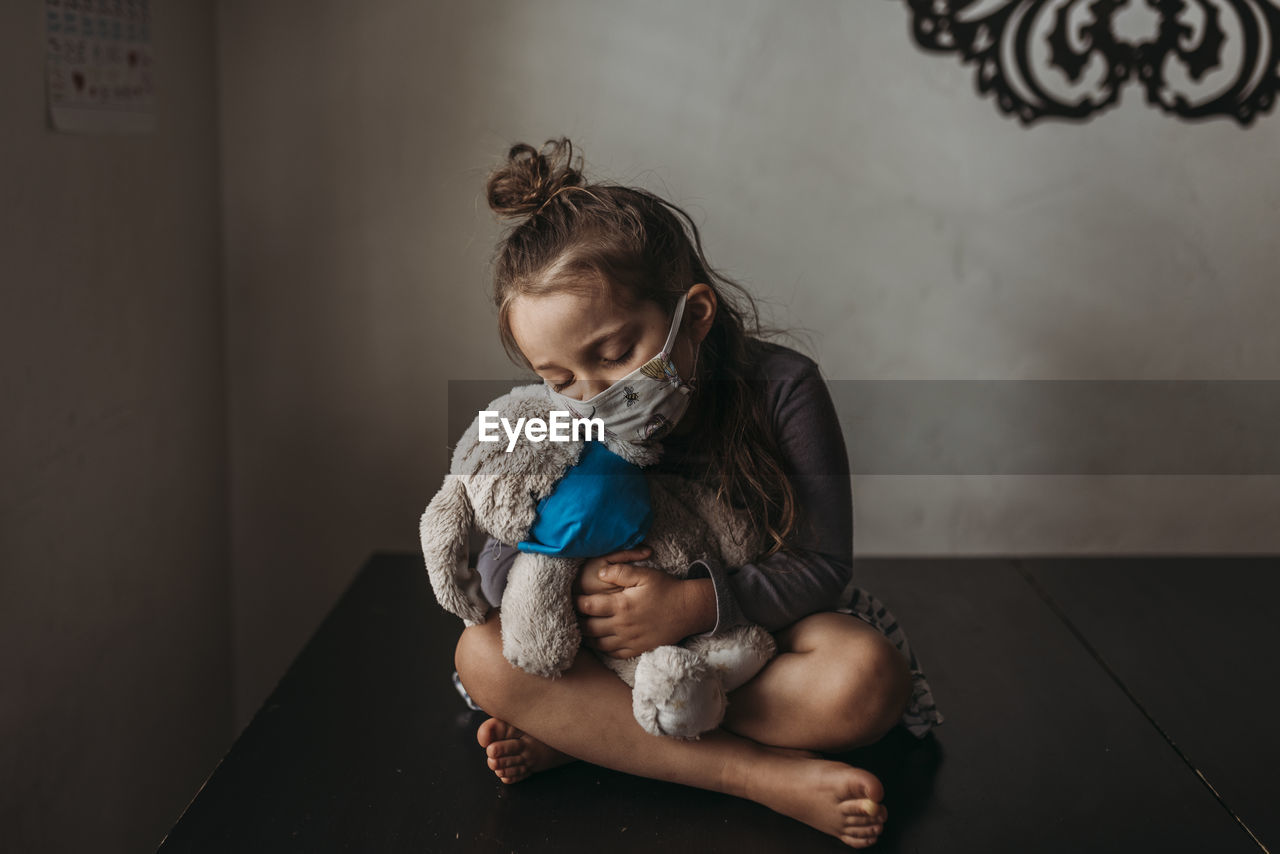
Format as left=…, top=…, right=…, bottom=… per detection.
left=419, top=383, right=776, bottom=738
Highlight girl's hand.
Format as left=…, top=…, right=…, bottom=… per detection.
left=574, top=544, right=717, bottom=659
left=573, top=546, right=650, bottom=597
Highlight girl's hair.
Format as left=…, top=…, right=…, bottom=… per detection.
left=484, top=137, right=798, bottom=558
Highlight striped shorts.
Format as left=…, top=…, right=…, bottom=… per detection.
left=837, top=585, right=944, bottom=740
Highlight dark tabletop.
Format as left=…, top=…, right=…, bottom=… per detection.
left=157, top=553, right=1278, bottom=853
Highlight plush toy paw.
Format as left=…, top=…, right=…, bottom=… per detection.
left=500, top=620, right=579, bottom=678
left=631, top=645, right=726, bottom=738
left=687, top=625, right=778, bottom=693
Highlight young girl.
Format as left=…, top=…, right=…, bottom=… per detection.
left=453, top=138, right=943, bottom=849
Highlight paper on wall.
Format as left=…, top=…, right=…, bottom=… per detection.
left=45, top=0, right=155, bottom=135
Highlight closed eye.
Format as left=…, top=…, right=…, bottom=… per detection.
left=547, top=344, right=637, bottom=391
left=601, top=345, right=635, bottom=368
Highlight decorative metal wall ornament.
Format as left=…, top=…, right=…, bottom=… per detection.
left=901, top=0, right=1280, bottom=124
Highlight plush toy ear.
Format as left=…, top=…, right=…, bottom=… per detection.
left=419, top=474, right=489, bottom=626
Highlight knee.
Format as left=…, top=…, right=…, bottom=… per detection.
left=821, top=636, right=913, bottom=752
left=454, top=613, right=509, bottom=714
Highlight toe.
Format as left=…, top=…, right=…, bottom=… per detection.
left=843, top=823, right=882, bottom=838
left=497, top=768, right=528, bottom=784
left=842, top=799, right=879, bottom=817
left=476, top=718, right=501, bottom=748
left=477, top=718, right=521, bottom=749
left=836, top=767, right=885, bottom=807
left=844, top=805, right=887, bottom=826
left=857, top=772, right=885, bottom=805
left=487, top=739, right=523, bottom=759
left=490, top=754, right=525, bottom=770
left=845, top=798, right=887, bottom=817
left=840, top=835, right=878, bottom=849
left=476, top=718, right=496, bottom=747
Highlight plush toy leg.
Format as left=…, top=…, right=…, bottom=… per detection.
left=631, top=645, right=726, bottom=739
left=499, top=552, right=582, bottom=678
left=684, top=625, right=777, bottom=693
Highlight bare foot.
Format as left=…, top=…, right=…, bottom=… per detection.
left=475, top=717, right=574, bottom=784
left=738, top=752, right=889, bottom=849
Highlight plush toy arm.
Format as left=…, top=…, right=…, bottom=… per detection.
left=500, top=551, right=583, bottom=677
left=685, top=625, right=777, bottom=692
left=419, top=475, right=489, bottom=626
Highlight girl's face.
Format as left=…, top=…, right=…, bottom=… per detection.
left=509, top=284, right=711, bottom=402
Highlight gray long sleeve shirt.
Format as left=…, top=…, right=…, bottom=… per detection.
left=474, top=338, right=854, bottom=636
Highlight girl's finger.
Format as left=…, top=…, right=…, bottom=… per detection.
left=594, top=634, right=623, bottom=652
left=601, top=545, right=651, bottom=564
left=576, top=570, right=622, bottom=596
left=580, top=616, right=614, bottom=638
left=575, top=594, right=615, bottom=617
left=598, top=562, right=650, bottom=589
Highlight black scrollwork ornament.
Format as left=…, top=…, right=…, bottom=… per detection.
left=901, top=0, right=1280, bottom=124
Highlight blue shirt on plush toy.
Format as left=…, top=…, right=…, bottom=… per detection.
left=516, top=439, right=652, bottom=558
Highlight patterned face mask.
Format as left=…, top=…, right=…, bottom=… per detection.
left=543, top=292, right=700, bottom=446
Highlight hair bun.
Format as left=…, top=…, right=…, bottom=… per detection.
left=486, top=137, right=586, bottom=220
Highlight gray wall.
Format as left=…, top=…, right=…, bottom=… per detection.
left=218, top=0, right=1280, bottom=730
left=1, top=2, right=230, bottom=852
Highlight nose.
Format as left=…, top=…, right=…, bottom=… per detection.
left=574, top=378, right=613, bottom=400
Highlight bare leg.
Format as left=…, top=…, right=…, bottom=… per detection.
left=457, top=612, right=894, bottom=848
left=723, top=612, right=914, bottom=752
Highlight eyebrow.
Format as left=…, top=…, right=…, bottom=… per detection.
left=533, top=324, right=631, bottom=371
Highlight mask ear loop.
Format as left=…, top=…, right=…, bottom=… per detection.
left=660, top=293, right=688, bottom=356
left=687, top=337, right=701, bottom=392
left=663, top=292, right=700, bottom=393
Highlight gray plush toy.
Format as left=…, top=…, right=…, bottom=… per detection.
left=419, top=383, right=777, bottom=738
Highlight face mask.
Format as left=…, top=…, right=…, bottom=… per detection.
left=544, top=292, right=699, bottom=446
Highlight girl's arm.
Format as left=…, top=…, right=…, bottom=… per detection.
left=690, top=356, right=854, bottom=634
left=688, top=547, right=851, bottom=636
